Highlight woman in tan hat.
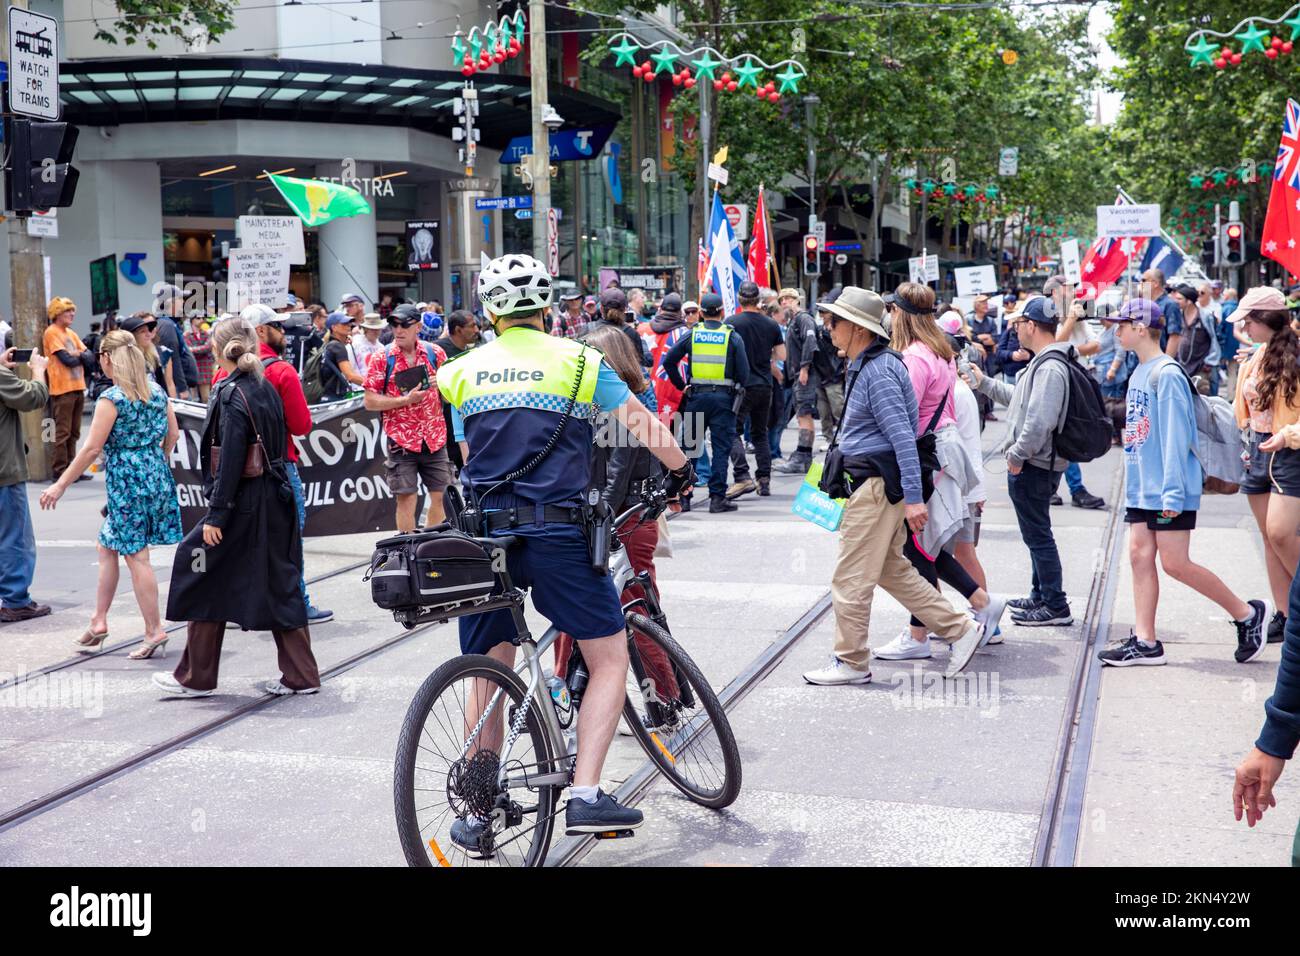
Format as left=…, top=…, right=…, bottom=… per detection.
left=1232, top=286, right=1300, bottom=644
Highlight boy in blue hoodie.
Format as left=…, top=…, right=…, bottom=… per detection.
left=1098, top=298, right=1268, bottom=667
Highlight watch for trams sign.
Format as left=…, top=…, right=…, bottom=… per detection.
left=8, top=6, right=60, bottom=121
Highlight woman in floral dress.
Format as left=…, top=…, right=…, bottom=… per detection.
left=40, top=330, right=183, bottom=659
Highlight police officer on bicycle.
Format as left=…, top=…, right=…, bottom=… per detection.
left=661, top=293, right=751, bottom=513
left=436, top=253, right=693, bottom=846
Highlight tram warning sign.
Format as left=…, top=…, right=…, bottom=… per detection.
left=8, top=7, right=59, bottom=120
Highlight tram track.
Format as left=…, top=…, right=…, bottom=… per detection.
left=0, top=556, right=373, bottom=693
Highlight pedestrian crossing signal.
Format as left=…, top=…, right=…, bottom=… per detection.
left=4, top=119, right=79, bottom=214
left=1222, top=221, right=1244, bottom=266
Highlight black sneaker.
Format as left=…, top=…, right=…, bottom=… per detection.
left=1234, top=599, right=1270, bottom=663
left=449, top=816, right=488, bottom=852
left=1098, top=633, right=1166, bottom=667
left=1268, top=611, right=1286, bottom=644
left=1071, top=490, right=1105, bottom=509
left=1007, top=596, right=1044, bottom=612
left=757, top=479, right=771, bottom=497
left=564, top=790, right=644, bottom=835
left=709, top=495, right=738, bottom=513
left=1050, top=494, right=1063, bottom=506
left=1010, top=604, right=1073, bottom=627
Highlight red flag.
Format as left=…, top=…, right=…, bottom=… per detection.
left=1262, top=98, right=1300, bottom=276
left=697, top=238, right=710, bottom=294
left=747, top=185, right=774, bottom=286
left=1078, top=194, right=1147, bottom=296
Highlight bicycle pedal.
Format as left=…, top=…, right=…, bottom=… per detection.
left=592, top=828, right=636, bottom=840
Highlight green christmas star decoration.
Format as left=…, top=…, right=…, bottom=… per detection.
left=902, top=177, right=917, bottom=189
left=942, top=182, right=957, bottom=196
left=650, top=46, right=679, bottom=75
left=1212, top=169, right=1229, bottom=185
left=921, top=179, right=936, bottom=195
left=1187, top=34, right=1218, bottom=68
left=734, top=57, right=764, bottom=89
left=690, top=51, right=721, bottom=81
left=609, top=36, right=638, bottom=67
left=1189, top=174, right=1204, bottom=189
left=451, top=33, right=466, bottom=61
left=963, top=184, right=978, bottom=198
left=985, top=184, right=1000, bottom=199
left=1285, top=11, right=1300, bottom=41
left=1236, top=23, right=1270, bottom=55
left=775, top=63, right=804, bottom=95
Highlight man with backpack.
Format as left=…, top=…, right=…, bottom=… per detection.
left=1096, top=298, right=1268, bottom=666
left=363, top=303, right=451, bottom=532
left=964, top=294, right=1104, bottom=627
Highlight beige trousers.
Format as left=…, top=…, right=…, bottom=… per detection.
left=831, top=478, right=971, bottom=670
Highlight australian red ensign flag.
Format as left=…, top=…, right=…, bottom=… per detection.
left=1262, top=98, right=1300, bottom=278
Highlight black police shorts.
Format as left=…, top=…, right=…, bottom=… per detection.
left=1241, top=433, right=1300, bottom=497
left=1125, top=508, right=1197, bottom=532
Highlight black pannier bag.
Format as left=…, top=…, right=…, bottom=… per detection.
left=368, top=528, right=498, bottom=612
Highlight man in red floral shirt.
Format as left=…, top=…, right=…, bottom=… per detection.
left=363, top=303, right=452, bottom=531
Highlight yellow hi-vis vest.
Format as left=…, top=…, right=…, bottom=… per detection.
left=688, top=324, right=733, bottom=386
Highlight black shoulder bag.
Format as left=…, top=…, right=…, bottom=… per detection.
left=817, top=341, right=889, bottom=499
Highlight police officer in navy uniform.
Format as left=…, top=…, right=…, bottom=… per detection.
left=662, top=293, right=751, bottom=513
left=437, top=253, right=693, bottom=846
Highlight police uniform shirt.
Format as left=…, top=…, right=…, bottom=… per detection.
left=661, top=319, right=751, bottom=392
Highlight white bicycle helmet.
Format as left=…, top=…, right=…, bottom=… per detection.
left=477, top=253, right=553, bottom=317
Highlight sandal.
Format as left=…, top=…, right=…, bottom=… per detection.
left=73, top=628, right=109, bottom=650
left=128, top=635, right=169, bottom=661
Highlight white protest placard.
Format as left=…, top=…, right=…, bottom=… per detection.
left=9, top=7, right=60, bottom=120
left=909, top=254, right=939, bottom=283
left=27, top=208, right=57, bottom=237
left=238, top=216, right=305, bottom=265
left=1096, top=203, right=1160, bottom=239
left=954, top=264, right=998, bottom=298
left=707, top=163, right=729, bottom=185
left=1060, top=238, right=1082, bottom=284
left=228, top=248, right=289, bottom=310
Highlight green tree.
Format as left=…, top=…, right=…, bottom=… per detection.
left=92, top=0, right=237, bottom=49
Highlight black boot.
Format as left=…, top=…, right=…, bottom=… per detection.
left=709, top=495, right=738, bottom=513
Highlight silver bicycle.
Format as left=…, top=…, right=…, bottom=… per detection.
left=392, top=496, right=742, bottom=867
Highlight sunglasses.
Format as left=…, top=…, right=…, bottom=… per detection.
left=139, top=322, right=157, bottom=332
left=389, top=319, right=420, bottom=328
left=685, top=308, right=700, bottom=313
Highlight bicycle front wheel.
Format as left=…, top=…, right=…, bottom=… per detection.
left=394, top=653, right=562, bottom=867
left=622, top=611, right=742, bottom=809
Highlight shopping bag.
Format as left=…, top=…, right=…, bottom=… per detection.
left=791, top=461, right=845, bottom=532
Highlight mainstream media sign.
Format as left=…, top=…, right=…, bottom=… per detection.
left=474, top=195, right=532, bottom=211
left=500, top=126, right=615, bottom=164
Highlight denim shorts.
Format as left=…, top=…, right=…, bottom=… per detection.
left=1242, top=433, right=1300, bottom=497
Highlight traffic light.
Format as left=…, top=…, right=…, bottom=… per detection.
left=1222, top=220, right=1244, bottom=266
left=5, top=119, right=79, bottom=213
left=803, top=234, right=821, bottom=276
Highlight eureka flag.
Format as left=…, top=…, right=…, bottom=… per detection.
left=269, top=173, right=372, bottom=227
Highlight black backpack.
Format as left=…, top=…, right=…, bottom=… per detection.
left=1028, top=349, right=1113, bottom=466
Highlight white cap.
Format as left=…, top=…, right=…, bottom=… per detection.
left=239, top=304, right=280, bottom=326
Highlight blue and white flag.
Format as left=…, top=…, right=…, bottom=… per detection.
left=706, top=190, right=746, bottom=317
left=1138, top=237, right=1183, bottom=278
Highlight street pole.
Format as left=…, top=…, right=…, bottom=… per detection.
left=699, top=81, right=710, bottom=297
left=804, top=93, right=819, bottom=301
left=528, top=0, right=551, bottom=264
left=4, top=0, right=50, bottom=480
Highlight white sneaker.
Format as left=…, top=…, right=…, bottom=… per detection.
left=151, top=672, right=213, bottom=698
left=873, top=630, right=933, bottom=660
left=803, top=657, right=873, bottom=685
left=944, top=623, right=986, bottom=679
left=264, top=679, right=320, bottom=696
left=973, top=596, right=1007, bottom=647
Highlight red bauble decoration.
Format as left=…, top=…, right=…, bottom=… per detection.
left=643, top=70, right=655, bottom=83
left=767, top=91, right=780, bottom=103
left=755, top=86, right=766, bottom=99
left=672, top=73, right=682, bottom=86
left=721, top=71, right=732, bottom=82
left=493, top=51, right=506, bottom=64
left=508, top=39, right=520, bottom=53
left=726, top=80, right=737, bottom=91
left=1222, top=45, right=1233, bottom=57
left=1215, top=57, right=1228, bottom=69
left=1273, top=36, right=1283, bottom=49
left=713, top=79, right=723, bottom=90
left=1227, top=176, right=1239, bottom=185
left=633, top=64, right=644, bottom=77
left=461, top=65, right=474, bottom=77
left=479, top=55, right=491, bottom=69
left=1285, top=41, right=1295, bottom=53
left=1267, top=48, right=1279, bottom=59
left=1231, top=53, right=1242, bottom=65
left=765, top=81, right=775, bottom=92
left=684, top=77, right=696, bottom=89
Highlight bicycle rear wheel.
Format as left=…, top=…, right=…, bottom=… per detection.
left=394, top=653, right=562, bottom=867
left=622, top=611, right=742, bottom=809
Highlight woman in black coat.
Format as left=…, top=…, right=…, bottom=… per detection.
left=155, top=318, right=321, bottom=698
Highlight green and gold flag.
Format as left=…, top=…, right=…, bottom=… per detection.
left=268, top=173, right=371, bottom=227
